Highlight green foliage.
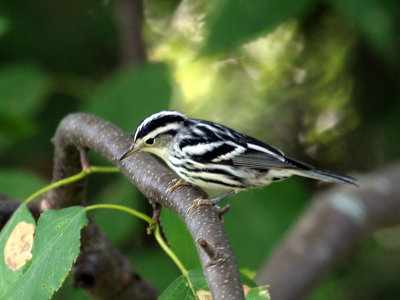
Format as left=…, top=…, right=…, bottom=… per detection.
left=0, top=169, right=47, bottom=200
left=0, top=204, right=35, bottom=293
left=0, top=63, right=50, bottom=118
left=90, top=178, right=144, bottom=247
left=0, top=0, right=117, bottom=74
left=204, top=0, right=314, bottom=54
left=326, top=0, right=398, bottom=58
left=0, top=17, right=10, bottom=37
left=159, top=269, right=208, bottom=300
left=246, top=285, right=270, bottom=300
left=159, top=268, right=267, bottom=300
left=129, top=246, right=180, bottom=290
left=224, top=179, right=308, bottom=268
left=0, top=63, right=51, bottom=151
left=160, top=207, right=201, bottom=270
left=52, top=277, right=89, bottom=300
left=84, top=63, right=172, bottom=131
left=158, top=181, right=308, bottom=285
left=0, top=205, right=88, bottom=300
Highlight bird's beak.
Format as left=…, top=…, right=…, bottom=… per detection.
left=119, top=144, right=142, bottom=161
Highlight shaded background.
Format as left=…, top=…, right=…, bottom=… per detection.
left=0, top=0, right=399, bottom=299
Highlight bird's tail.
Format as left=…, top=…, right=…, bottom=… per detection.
left=285, top=156, right=357, bottom=186
left=291, top=169, right=357, bottom=186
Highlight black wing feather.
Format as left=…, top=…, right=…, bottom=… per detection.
left=230, top=135, right=299, bottom=169
left=231, top=150, right=291, bottom=169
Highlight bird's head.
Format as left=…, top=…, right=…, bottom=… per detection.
left=119, top=111, right=187, bottom=161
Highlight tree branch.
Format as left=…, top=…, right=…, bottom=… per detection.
left=51, top=113, right=245, bottom=300
left=256, top=163, right=400, bottom=300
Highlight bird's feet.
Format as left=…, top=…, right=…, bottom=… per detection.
left=167, top=178, right=191, bottom=194
left=187, top=190, right=236, bottom=212
left=188, top=198, right=214, bottom=212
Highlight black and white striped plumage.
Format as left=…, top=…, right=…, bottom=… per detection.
left=120, top=111, right=356, bottom=200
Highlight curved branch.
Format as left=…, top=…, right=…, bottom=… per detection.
left=256, top=163, right=400, bottom=300
left=51, top=113, right=245, bottom=300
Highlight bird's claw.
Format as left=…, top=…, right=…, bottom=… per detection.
left=187, top=190, right=236, bottom=212
left=167, top=179, right=191, bottom=194
left=188, top=198, right=214, bottom=212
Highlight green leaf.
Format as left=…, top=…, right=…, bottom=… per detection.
left=0, top=63, right=50, bottom=152
left=159, top=268, right=257, bottom=299
left=241, top=271, right=258, bottom=287
left=159, top=269, right=208, bottom=300
left=129, top=246, right=181, bottom=290
left=241, top=268, right=257, bottom=280
left=223, top=179, right=309, bottom=269
left=0, top=168, right=47, bottom=200
left=0, top=63, right=50, bottom=118
left=91, top=178, right=144, bottom=247
left=0, top=204, right=36, bottom=297
left=0, top=17, right=10, bottom=37
left=84, top=63, right=172, bottom=132
left=160, top=180, right=308, bottom=281
left=203, top=0, right=313, bottom=54
left=326, top=0, right=397, bottom=57
left=160, top=207, right=201, bottom=270
left=246, top=285, right=270, bottom=300
left=52, top=276, right=90, bottom=300
left=4, top=206, right=88, bottom=300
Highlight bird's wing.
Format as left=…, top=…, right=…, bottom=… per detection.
left=181, top=133, right=300, bottom=169
left=231, top=136, right=317, bottom=170
left=231, top=151, right=290, bottom=169
left=181, top=140, right=248, bottom=162
left=179, top=121, right=308, bottom=170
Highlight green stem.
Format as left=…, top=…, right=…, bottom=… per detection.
left=24, top=170, right=86, bottom=205
left=86, top=204, right=153, bottom=224
left=154, top=226, right=196, bottom=295
left=24, top=166, right=119, bottom=205
left=86, top=204, right=196, bottom=295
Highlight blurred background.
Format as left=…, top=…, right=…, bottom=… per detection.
left=0, top=0, right=399, bottom=299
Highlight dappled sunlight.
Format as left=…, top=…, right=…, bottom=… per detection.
left=149, top=10, right=356, bottom=153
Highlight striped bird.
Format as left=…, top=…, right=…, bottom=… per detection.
left=120, top=111, right=356, bottom=207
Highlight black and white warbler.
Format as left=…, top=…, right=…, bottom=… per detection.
left=120, top=111, right=356, bottom=208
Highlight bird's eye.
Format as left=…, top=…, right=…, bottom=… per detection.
left=145, top=138, right=154, bottom=145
